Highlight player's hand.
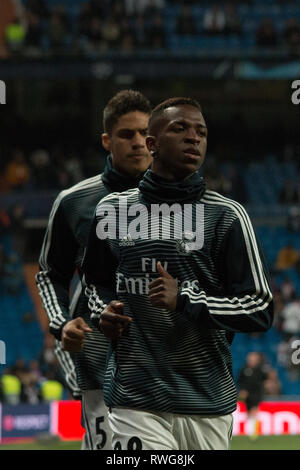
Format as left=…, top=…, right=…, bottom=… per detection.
left=61, top=317, right=92, bottom=353
left=100, top=300, right=132, bottom=340
left=148, top=262, right=178, bottom=311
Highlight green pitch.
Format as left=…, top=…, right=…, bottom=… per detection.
left=0, top=436, right=300, bottom=450
left=230, top=435, right=300, bottom=450
left=0, top=439, right=82, bottom=450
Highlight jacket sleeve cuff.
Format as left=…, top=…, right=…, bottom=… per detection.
left=49, top=320, right=68, bottom=341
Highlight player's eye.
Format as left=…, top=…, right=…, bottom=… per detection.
left=118, top=130, right=135, bottom=139
left=198, top=130, right=207, bottom=137
left=139, top=129, right=148, bottom=137
left=173, top=125, right=185, bottom=133
left=118, top=129, right=135, bottom=140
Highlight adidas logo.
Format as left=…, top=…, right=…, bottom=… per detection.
left=119, top=233, right=135, bottom=247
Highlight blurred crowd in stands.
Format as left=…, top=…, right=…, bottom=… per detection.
left=0, top=245, right=24, bottom=296
left=0, top=200, right=66, bottom=404
left=271, top=244, right=300, bottom=383
left=0, top=202, right=27, bottom=295
left=1, top=0, right=300, bottom=57
left=0, top=146, right=103, bottom=192
left=1, top=143, right=300, bottom=205
left=0, top=335, right=67, bottom=404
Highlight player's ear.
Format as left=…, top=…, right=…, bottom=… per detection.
left=102, top=133, right=111, bottom=152
left=146, top=135, right=157, bottom=155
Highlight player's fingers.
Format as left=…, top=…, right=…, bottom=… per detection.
left=148, top=285, right=165, bottom=296
left=62, top=338, right=84, bottom=353
left=100, top=319, right=125, bottom=339
left=101, top=311, right=132, bottom=325
left=148, top=277, right=163, bottom=289
left=148, top=293, right=166, bottom=307
left=75, top=317, right=93, bottom=332
left=65, top=328, right=86, bottom=340
left=109, top=300, right=124, bottom=307
left=148, top=292, right=164, bottom=301
left=108, top=301, right=124, bottom=314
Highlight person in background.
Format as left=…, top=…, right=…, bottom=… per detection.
left=263, top=368, right=282, bottom=397
left=203, top=3, right=226, bottom=35
left=3, top=149, right=31, bottom=191
left=274, top=243, right=299, bottom=272
left=283, top=17, right=300, bottom=52
left=176, top=5, right=197, bottom=36
left=224, top=2, right=242, bottom=35
left=256, top=17, right=278, bottom=48
left=237, top=352, right=268, bottom=438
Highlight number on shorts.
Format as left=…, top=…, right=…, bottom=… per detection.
left=114, top=436, right=142, bottom=450
left=95, top=416, right=107, bottom=449
left=128, top=436, right=142, bottom=450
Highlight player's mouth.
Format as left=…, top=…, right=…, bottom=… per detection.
left=128, top=153, right=148, bottom=159
left=182, top=148, right=201, bottom=160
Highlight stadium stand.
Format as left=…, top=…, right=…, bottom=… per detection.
left=0, top=287, right=43, bottom=365
left=0, top=0, right=299, bottom=57
left=0, top=226, right=68, bottom=401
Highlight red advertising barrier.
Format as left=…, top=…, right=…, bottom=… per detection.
left=233, top=401, right=300, bottom=436
left=2, top=401, right=300, bottom=442
left=54, top=401, right=300, bottom=439
left=52, top=400, right=85, bottom=441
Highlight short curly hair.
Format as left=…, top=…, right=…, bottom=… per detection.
left=103, top=90, right=152, bottom=135
left=148, top=97, right=203, bottom=135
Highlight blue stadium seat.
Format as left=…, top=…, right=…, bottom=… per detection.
left=164, top=18, right=176, bottom=34
left=240, top=35, right=256, bottom=48
left=164, top=6, right=180, bottom=19
left=226, top=36, right=242, bottom=48
left=0, top=287, right=44, bottom=369
left=237, top=5, right=251, bottom=19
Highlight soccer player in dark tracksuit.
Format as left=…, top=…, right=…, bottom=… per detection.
left=83, top=97, right=274, bottom=450
left=35, top=90, right=152, bottom=449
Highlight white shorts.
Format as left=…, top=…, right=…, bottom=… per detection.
left=80, top=389, right=113, bottom=450
left=108, top=408, right=233, bottom=451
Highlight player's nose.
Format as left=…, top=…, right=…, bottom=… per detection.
left=184, top=127, right=200, bottom=144
left=132, top=132, right=146, bottom=148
